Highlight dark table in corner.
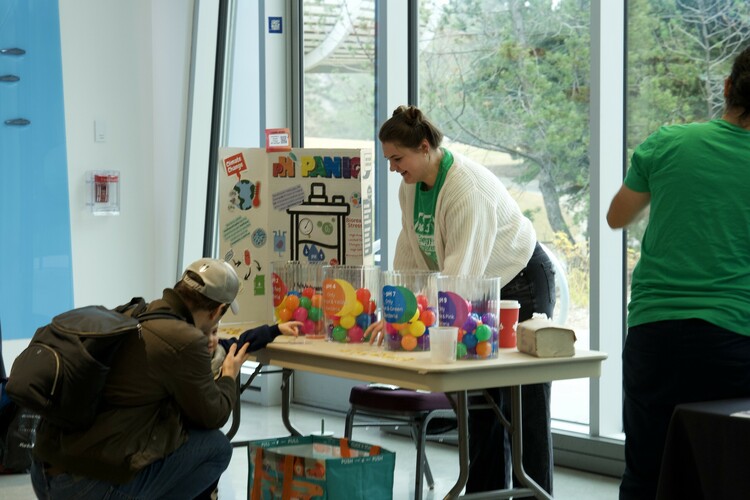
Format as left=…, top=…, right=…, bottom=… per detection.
left=657, top=398, right=750, bottom=500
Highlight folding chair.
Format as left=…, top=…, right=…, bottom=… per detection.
left=344, top=384, right=455, bottom=500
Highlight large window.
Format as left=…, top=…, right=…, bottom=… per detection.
left=625, top=1, right=750, bottom=287
left=419, top=0, right=592, bottom=426
left=302, top=0, right=376, bottom=150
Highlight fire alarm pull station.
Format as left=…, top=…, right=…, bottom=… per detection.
left=86, top=170, right=121, bottom=215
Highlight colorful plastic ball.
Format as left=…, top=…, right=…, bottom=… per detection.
left=462, top=316, right=478, bottom=333
left=420, top=308, right=436, bottom=328
left=350, top=300, right=364, bottom=317
left=302, top=319, right=316, bottom=334
left=481, top=312, right=498, bottom=327
left=356, top=288, right=371, bottom=305
left=409, top=320, right=426, bottom=337
left=347, top=326, right=365, bottom=343
left=456, top=343, right=468, bottom=359
left=356, top=313, right=371, bottom=329
left=299, top=296, right=312, bottom=310
left=302, top=287, right=315, bottom=299
left=401, top=335, right=418, bottom=351
left=311, top=294, right=323, bottom=309
left=285, top=294, right=300, bottom=311
left=278, top=307, right=294, bottom=322
left=390, top=322, right=408, bottom=331
left=332, top=325, right=348, bottom=342
left=416, top=294, right=429, bottom=311
left=366, top=300, right=377, bottom=314
left=476, top=341, right=493, bottom=358
left=475, top=324, right=492, bottom=342
left=386, top=322, right=398, bottom=335
left=293, top=307, right=308, bottom=322
left=308, top=307, right=322, bottom=322
left=409, top=309, right=420, bottom=323
left=462, top=332, right=478, bottom=349
left=339, top=315, right=356, bottom=329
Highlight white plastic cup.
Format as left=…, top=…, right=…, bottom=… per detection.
left=430, top=326, right=458, bottom=364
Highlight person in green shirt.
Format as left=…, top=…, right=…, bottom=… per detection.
left=608, top=45, right=750, bottom=500
left=376, top=105, right=556, bottom=495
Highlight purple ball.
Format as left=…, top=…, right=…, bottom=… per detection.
left=462, top=316, right=478, bottom=334
left=481, top=312, right=498, bottom=327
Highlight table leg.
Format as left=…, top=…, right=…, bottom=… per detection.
left=509, top=385, right=552, bottom=500
left=458, top=387, right=552, bottom=499
left=445, top=390, right=470, bottom=499
left=280, top=368, right=302, bottom=436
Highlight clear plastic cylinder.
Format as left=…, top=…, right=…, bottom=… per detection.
left=271, top=261, right=325, bottom=339
left=437, top=275, right=501, bottom=360
left=381, top=271, right=439, bottom=352
left=322, top=265, right=381, bottom=343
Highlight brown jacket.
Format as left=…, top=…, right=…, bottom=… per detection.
left=33, top=289, right=237, bottom=483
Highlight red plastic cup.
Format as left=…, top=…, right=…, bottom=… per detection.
left=499, top=300, right=521, bottom=348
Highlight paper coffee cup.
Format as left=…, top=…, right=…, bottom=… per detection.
left=430, top=326, right=458, bottom=363
left=499, top=300, right=520, bottom=348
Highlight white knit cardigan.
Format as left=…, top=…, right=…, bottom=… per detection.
left=393, top=151, right=536, bottom=285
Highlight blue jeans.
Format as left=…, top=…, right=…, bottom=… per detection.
left=620, top=319, right=750, bottom=500
left=30, top=429, right=232, bottom=500
left=466, top=242, right=556, bottom=494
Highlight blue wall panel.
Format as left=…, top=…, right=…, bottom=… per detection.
left=0, top=0, right=74, bottom=339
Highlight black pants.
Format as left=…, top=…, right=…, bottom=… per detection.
left=466, top=242, right=556, bottom=495
left=620, top=319, right=750, bottom=500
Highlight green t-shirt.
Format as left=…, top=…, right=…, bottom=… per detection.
left=625, top=119, right=750, bottom=335
left=413, top=148, right=454, bottom=269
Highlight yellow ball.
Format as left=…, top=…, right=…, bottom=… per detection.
left=409, top=320, right=426, bottom=337
left=339, top=315, right=356, bottom=329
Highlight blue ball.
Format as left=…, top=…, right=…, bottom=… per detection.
left=356, top=313, right=371, bottom=329
left=462, top=333, right=478, bottom=349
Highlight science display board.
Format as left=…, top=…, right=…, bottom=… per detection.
left=217, top=147, right=375, bottom=323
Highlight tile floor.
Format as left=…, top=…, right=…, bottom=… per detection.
left=0, top=402, right=621, bottom=499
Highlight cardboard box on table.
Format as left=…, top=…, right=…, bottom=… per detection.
left=217, top=147, right=375, bottom=324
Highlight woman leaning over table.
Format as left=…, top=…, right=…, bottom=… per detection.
left=608, top=45, right=750, bottom=500
left=371, top=105, right=557, bottom=494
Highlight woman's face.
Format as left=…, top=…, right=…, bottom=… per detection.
left=382, top=140, right=429, bottom=184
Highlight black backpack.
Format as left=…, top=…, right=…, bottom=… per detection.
left=5, top=298, right=181, bottom=431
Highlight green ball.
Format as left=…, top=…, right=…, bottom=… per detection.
left=308, top=307, right=322, bottom=322
left=299, top=296, right=312, bottom=310
left=475, top=324, right=492, bottom=342
left=456, top=343, right=468, bottom=359
left=332, top=325, right=348, bottom=342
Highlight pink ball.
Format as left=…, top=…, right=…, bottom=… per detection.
left=302, top=318, right=315, bottom=334
left=293, top=306, right=308, bottom=322
left=347, top=326, right=365, bottom=343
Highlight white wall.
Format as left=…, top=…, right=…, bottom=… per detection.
left=2, top=1, right=195, bottom=369
left=59, top=0, right=193, bottom=307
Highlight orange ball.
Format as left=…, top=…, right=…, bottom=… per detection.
left=419, top=309, right=436, bottom=327
left=476, top=341, right=492, bottom=358
left=278, top=307, right=294, bottom=322
left=401, top=335, right=418, bottom=351
left=285, top=294, right=300, bottom=311
left=311, top=294, right=323, bottom=309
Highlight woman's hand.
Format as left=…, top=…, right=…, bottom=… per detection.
left=279, top=321, right=303, bottom=337
left=366, top=319, right=386, bottom=346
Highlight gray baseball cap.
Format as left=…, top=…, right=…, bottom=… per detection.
left=181, top=258, right=240, bottom=314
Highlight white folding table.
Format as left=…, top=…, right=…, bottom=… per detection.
left=240, top=336, right=606, bottom=499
